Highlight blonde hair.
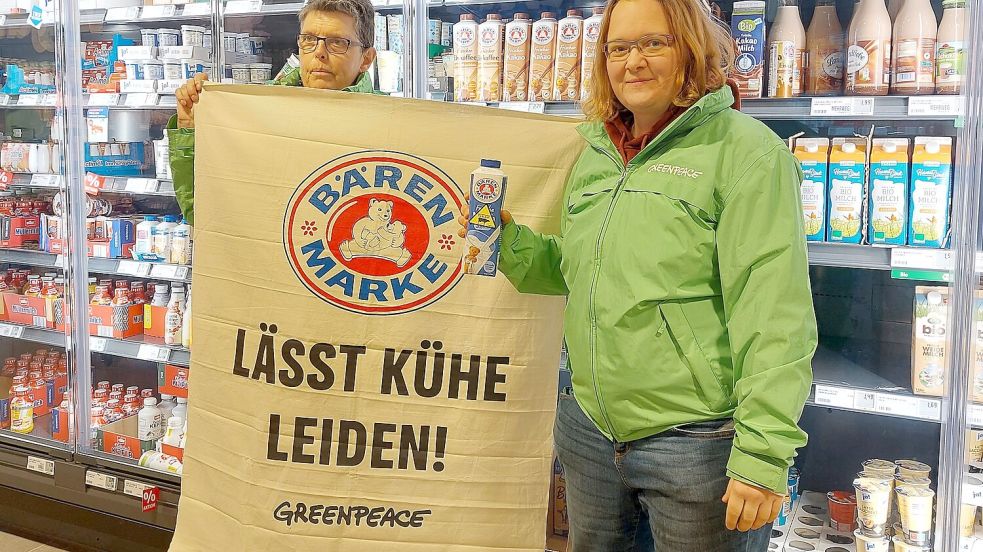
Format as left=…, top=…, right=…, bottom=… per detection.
left=582, top=0, right=734, bottom=122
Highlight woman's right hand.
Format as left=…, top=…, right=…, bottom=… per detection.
left=457, top=194, right=513, bottom=239
left=176, top=73, right=208, bottom=129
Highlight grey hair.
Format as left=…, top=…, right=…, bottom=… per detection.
left=299, top=0, right=376, bottom=48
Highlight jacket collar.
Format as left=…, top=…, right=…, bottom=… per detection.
left=342, top=72, right=376, bottom=93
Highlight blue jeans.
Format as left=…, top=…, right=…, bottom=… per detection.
left=554, top=390, right=773, bottom=552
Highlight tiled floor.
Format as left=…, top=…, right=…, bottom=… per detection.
left=0, top=531, right=68, bottom=552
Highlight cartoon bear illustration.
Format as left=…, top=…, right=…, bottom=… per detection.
left=340, top=199, right=412, bottom=267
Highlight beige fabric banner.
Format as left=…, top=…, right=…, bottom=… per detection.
left=168, top=85, right=582, bottom=552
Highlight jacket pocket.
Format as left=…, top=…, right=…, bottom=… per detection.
left=660, top=302, right=730, bottom=412
left=624, top=178, right=717, bottom=223
left=567, top=184, right=613, bottom=215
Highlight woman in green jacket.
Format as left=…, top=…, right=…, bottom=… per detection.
left=463, top=0, right=817, bottom=550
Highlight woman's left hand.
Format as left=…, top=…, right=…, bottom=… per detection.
left=722, top=478, right=784, bottom=532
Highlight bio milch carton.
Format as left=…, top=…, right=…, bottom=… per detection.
left=868, top=138, right=910, bottom=246
left=912, top=286, right=948, bottom=397
left=793, top=137, right=829, bottom=242
left=731, top=1, right=767, bottom=99
left=908, top=137, right=953, bottom=248
left=827, top=137, right=867, bottom=244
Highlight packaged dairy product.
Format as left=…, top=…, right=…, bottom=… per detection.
left=854, top=477, right=892, bottom=535
left=974, top=294, right=983, bottom=403
left=503, top=14, right=532, bottom=101
left=453, top=14, right=479, bottom=102
left=891, top=0, right=937, bottom=95
left=162, top=416, right=183, bottom=448
left=464, top=159, right=507, bottom=277
left=170, top=218, right=192, bottom=265
left=374, top=14, right=387, bottom=51
left=868, top=138, right=909, bottom=246
left=912, top=286, right=948, bottom=396
left=967, top=428, right=983, bottom=463
left=529, top=13, right=558, bottom=101
left=731, top=1, right=767, bottom=99
left=805, top=0, right=844, bottom=95
left=165, top=284, right=186, bottom=346
left=908, top=137, right=952, bottom=248
left=767, top=0, right=806, bottom=98
left=936, top=0, right=966, bottom=95
left=854, top=530, right=890, bottom=551
left=895, top=459, right=931, bottom=479
left=138, top=397, right=164, bottom=440
left=793, top=138, right=829, bottom=241
left=477, top=15, right=505, bottom=102
left=182, top=289, right=192, bottom=349
left=139, top=451, right=183, bottom=475
left=863, top=459, right=897, bottom=478
left=553, top=10, right=584, bottom=102
left=827, top=138, right=866, bottom=244
left=896, top=485, right=933, bottom=545
left=172, top=397, right=188, bottom=424
left=152, top=214, right=178, bottom=259
left=580, top=7, right=604, bottom=101
left=134, top=215, right=158, bottom=258
left=960, top=503, right=977, bottom=538
left=846, top=0, right=893, bottom=96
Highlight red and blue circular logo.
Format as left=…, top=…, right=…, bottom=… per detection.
left=284, top=151, right=465, bottom=315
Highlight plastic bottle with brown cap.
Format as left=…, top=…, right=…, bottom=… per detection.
left=936, top=0, right=966, bottom=94
left=806, top=0, right=843, bottom=96
left=846, top=0, right=893, bottom=96
left=891, top=0, right=937, bottom=95
left=767, top=0, right=806, bottom=97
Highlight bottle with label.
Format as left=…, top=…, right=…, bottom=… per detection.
left=151, top=283, right=169, bottom=307
left=162, top=416, right=184, bottom=448
left=529, top=12, right=558, bottom=101
left=477, top=14, right=505, bottom=102
left=182, top=287, right=192, bottom=349
left=453, top=14, right=479, bottom=102
left=891, top=0, right=937, bottom=95
left=159, top=393, right=176, bottom=421
left=152, top=215, right=178, bottom=260
left=936, top=0, right=966, bottom=94
left=11, top=385, right=34, bottom=434
left=846, top=0, right=893, bottom=96
left=580, top=7, right=604, bottom=101
left=767, top=0, right=806, bottom=97
left=138, top=397, right=164, bottom=441
left=805, top=0, right=844, bottom=95
left=164, top=284, right=186, bottom=346
left=553, top=9, right=584, bottom=102
left=503, top=13, right=532, bottom=101
left=134, top=215, right=158, bottom=259
left=170, top=218, right=192, bottom=265
left=172, top=397, right=188, bottom=425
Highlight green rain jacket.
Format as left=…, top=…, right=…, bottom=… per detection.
left=165, top=72, right=380, bottom=226
left=500, top=85, right=818, bottom=495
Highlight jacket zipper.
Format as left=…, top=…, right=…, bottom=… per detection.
left=587, top=144, right=632, bottom=442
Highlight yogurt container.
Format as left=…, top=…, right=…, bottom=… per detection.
left=203, top=31, right=212, bottom=50
left=236, top=33, right=252, bottom=55
left=142, top=60, right=164, bottom=80
left=896, top=460, right=931, bottom=479
left=125, top=61, right=144, bottom=80
left=163, top=60, right=183, bottom=80
left=827, top=490, right=858, bottom=532
left=968, top=430, right=983, bottom=463
left=223, top=32, right=238, bottom=53
left=892, top=536, right=931, bottom=552
left=854, top=530, right=890, bottom=552
left=182, top=60, right=207, bottom=79
left=181, top=25, right=205, bottom=47
left=140, top=28, right=159, bottom=47
left=863, top=459, right=897, bottom=478
left=250, top=36, right=265, bottom=54
left=896, top=485, right=934, bottom=545
left=895, top=475, right=931, bottom=488
left=249, top=63, right=272, bottom=84
left=854, top=477, right=892, bottom=535
left=231, top=64, right=251, bottom=84
left=961, top=503, right=977, bottom=538
left=158, top=28, right=181, bottom=47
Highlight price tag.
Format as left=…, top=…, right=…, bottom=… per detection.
left=151, top=264, right=179, bottom=279
left=116, top=260, right=142, bottom=276
left=31, top=173, right=59, bottom=187
left=0, top=323, right=25, bottom=338
left=18, top=95, right=41, bottom=106
left=853, top=390, right=876, bottom=412
left=119, top=79, right=158, bottom=95
left=917, top=398, right=942, bottom=421
left=124, top=93, right=158, bottom=107
left=813, top=385, right=854, bottom=409
left=498, top=102, right=545, bottom=114
left=874, top=393, right=917, bottom=417
left=182, top=2, right=210, bottom=16
left=970, top=404, right=983, bottom=427
left=0, top=170, right=15, bottom=191
left=0, top=15, right=7, bottom=26
left=225, top=0, right=263, bottom=13
left=123, top=479, right=153, bottom=498
left=157, top=81, right=182, bottom=95
left=0, top=94, right=9, bottom=106
left=138, top=344, right=171, bottom=362
left=141, top=4, right=176, bottom=18
left=891, top=247, right=954, bottom=270
left=142, top=486, right=160, bottom=512
left=26, top=456, right=55, bottom=476
left=88, top=93, right=119, bottom=107
left=810, top=97, right=876, bottom=117
left=84, top=172, right=107, bottom=195
left=90, top=336, right=107, bottom=352
left=125, top=178, right=159, bottom=193
left=105, top=6, right=140, bottom=21
left=908, top=96, right=966, bottom=117
left=55, top=255, right=65, bottom=268
left=175, top=266, right=190, bottom=280
left=86, top=471, right=119, bottom=491
left=41, top=94, right=57, bottom=106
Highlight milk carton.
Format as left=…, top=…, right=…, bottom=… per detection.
left=827, top=137, right=867, bottom=244
left=503, top=14, right=532, bottom=101
left=912, top=286, right=948, bottom=397
left=793, top=138, right=829, bottom=242
left=529, top=13, right=558, bottom=101
left=868, top=138, right=909, bottom=246
left=477, top=15, right=505, bottom=101
left=553, top=10, right=584, bottom=101
left=908, top=137, right=953, bottom=248
left=465, top=159, right=507, bottom=277
left=453, top=14, right=479, bottom=102
left=731, top=1, right=766, bottom=99
left=580, top=7, right=604, bottom=101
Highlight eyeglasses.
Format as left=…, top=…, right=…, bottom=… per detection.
left=297, top=34, right=365, bottom=54
left=603, top=34, right=675, bottom=61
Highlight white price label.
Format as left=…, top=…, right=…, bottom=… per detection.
left=874, top=393, right=917, bottom=417
left=917, top=398, right=942, bottom=421
left=497, top=102, right=546, bottom=113
left=151, top=264, right=179, bottom=279
left=159, top=46, right=196, bottom=60
left=116, top=260, right=142, bottom=276
left=123, top=479, right=153, bottom=498
left=124, top=93, right=159, bottom=107
left=182, top=2, right=210, bottom=16
left=813, top=385, right=855, bottom=409
left=17, top=95, right=40, bottom=106
left=54, top=254, right=65, bottom=268
left=970, top=405, right=983, bottom=427
left=225, top=0, right=262, bottom=13
left=26, top=456, right=55, bottom=476
left=0, top=94, right=9, bottom=106
left=964, top=481, right=983, bottom=508
left=908, top=96, right=966, bottom=117
left=891, top=247, right=954, bottom=270
left=90, top=336, right=107, bottom=353
left=86, top=471, right=119, bottom=491
left=88, top=93, right=119, bottom=107
left=175, top=266, right=190, bottom=280
left=157, top=81, right=182, bottom=95
left=30, top=173, right=59, bottom=187
left=138, top=344, right=171, bottom=362
left=810, top=97, right=875, bottom=117
left=41, top=94, right=57, bottom=106
left=105, top=6, right=140, bottom=20
left=853, top=390, right=876, bottom=412
left=119, top=79, right=158, bottom=94
left=141, top=4, right=176, bottom=18
left=0, top=323, right=25, bottom=338
left=0, top=15, right=7, bottom=26
left=125, top=178, right=159, bottom=193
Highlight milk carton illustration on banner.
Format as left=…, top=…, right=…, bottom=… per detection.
left=465, top=159, right=508, bottom=277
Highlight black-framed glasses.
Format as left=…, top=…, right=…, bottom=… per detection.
left=297, top=34, right=365, bottom=54
left=603, top=34, right=675, bottom=61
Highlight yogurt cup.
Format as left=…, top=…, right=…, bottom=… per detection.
left=203, top=31, right=212, bottom=50
left=854, top=477, right=892, bottom=535
left=163, top=60, right=183, bottom=81
left=124, top=61, right=144, bottom=80
left=896, top=460, right=931, bottom=479
left=236, top=33, right=252, bottom=55
left=854, top=529, right=890, bottom=552
left=223, top=32, right=237, bottom=53
left=158, top=28, right=181, bottom=47
left=896, top=485, right=934, bottom=546
left=182, top=60, right=207, bottom=79
left=140, top=28, right=159, bottom=47
left=231, top=64, right=250, bottom=84
left=962, top=503, right=978, bottom=538
left=142, top=60, right=164, bottom=80
left=250, top=36, right=265, bottom=54
left=827, top=490, right=857, bottom=532
left=895, top=475, right=931, bottom=488
left=968, top=430, right=983, bottom=463
left=863, top=459, right=897, bottom=478
left=249, top=63, right=271, bottom=84
left=180, top=25, right=205, bottom=47
left=892, top=536, right=931, bottom=552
